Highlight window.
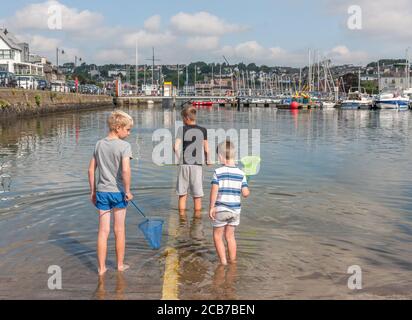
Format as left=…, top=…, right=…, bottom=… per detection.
left=0, top=49, right=14, bottom=59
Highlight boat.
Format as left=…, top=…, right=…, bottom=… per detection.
left=250, top=98, right=266, bottom=104
left=321, top=101, right=336, bottom=109
left=192, top=100, right=213, bottom=107
left=403, top=88, right=412, bottom=109
left=340, top=88, right=372, bottom=109
left=374, top=92, right=409, bottom=110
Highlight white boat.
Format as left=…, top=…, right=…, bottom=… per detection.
left=250, top=98, right=266, bottom=104
left=374, top=92, right=409, bottom=110
left=403, top=88, right=412, bottom=108
left=340, top=88, right=372, bottom=109
left=321, top=101, right=336, bottom=109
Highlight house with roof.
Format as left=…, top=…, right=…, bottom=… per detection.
left=0, top=28, right=44, bottom=76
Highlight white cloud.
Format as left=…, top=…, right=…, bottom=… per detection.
left=170, top=11, right=247, bottom=36
left=186, top=36, right=219, bottom=51
left=325, top=0, right=412, bottom=40
left=8, top=0, right=104, bottom=31
left=219, top=41, right=368, bottom=66
left=220, top=41, right=304, bottom=65
left=326, top=45, right=369, bottom=64
left=123, top=30, right=176, bottom=48
left=144, top=15, right=161, bottom=32
left=15, top=33, right=82, bottom=63
left=95, top=49, right=129, bottom=64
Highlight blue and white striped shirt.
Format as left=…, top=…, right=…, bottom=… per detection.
left=211, top=166, right=249, bottom=214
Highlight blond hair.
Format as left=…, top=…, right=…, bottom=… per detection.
left=217, top=140, right=236, bottom=161
left=181, top=106, right=197, bottom=121
left=107, top=110, right=134, bottom=131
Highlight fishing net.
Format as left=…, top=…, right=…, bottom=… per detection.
left=138, top=218, right=164, bottom=250
left=240, top=156, right=261, bottom=176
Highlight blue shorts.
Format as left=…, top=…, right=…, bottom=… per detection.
left=95, top=192, right=128, bottom=211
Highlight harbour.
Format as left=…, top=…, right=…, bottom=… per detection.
left=1, top=0, right=412, bottom=303
left=1, top=106, right=412, bottom=299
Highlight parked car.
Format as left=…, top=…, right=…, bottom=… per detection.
left=66, top=80, right=77, bottom=93
left=0, top=71, right=17, bottom=87
left=15, top=76, right=38, bottom=90
left=50, top=81, right=69, bottom=93
left=36, top=79, right=49, bottom=90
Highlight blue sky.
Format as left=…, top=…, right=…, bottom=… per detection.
left=1, top=0, right=411, bottom=66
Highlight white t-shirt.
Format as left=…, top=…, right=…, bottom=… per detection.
left=211, top=166, right=248, bottom=214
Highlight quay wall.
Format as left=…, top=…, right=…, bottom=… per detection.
left=0, top=89, right=114, bottom=119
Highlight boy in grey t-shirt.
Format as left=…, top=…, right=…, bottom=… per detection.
left=88, top=110, right=134, bottom=276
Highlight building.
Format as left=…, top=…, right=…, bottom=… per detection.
left=89, top=69, right=100, bottom=78
left=108, top=70, right=127, bottom=78
left=379, top=76, right=410, bottom=91
left=360, top=75, right=378, bottom=81
left=0, top=28, right=43, bottom=76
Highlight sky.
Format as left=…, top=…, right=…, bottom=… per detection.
left=1, top=0, right=412, bottom=67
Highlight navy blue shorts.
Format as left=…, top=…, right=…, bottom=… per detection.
left=95, top=192, right=128, bottom=211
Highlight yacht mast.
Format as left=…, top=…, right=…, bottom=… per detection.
left=377, top=60, right=380, bottom=93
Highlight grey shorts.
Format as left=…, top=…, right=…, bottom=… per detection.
left=212, top=211, right=240, bottom=228
left=176, top=165, right=204, bottom=197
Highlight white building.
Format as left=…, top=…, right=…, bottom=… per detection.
left=379, top=76, right=409, bottom=91
left=108, top=70, right=127, bottom=78
left=0, top=28, right=43, bottom=76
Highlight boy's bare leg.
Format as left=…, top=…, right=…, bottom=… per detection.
left=97, top=210, right=111, bottom=275
left=113, top=207, right=129, bottom=272
left=193, top=197, right=202, bottom=218
left=213, top=227, right=227, bottom=265
left=225, top=226, right=237, bottom=263
left=178, top=195, right=187, bottom=216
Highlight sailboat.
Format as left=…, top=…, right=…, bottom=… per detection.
left=340, top=67, right=372, bottom=109
left=341, top=87, right=373, bottom=109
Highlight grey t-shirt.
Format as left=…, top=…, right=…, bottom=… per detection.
left=94, top=138, right=133, bottom=193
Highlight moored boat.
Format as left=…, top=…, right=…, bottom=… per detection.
left=374, top=92, right=409, bottom=110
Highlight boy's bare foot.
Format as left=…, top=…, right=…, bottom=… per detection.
left=98, top=267, right=107, bottom=276
left=118, top=264, right=130, bottom=272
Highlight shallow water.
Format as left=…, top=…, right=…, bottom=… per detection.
left=1, top=106, right=412, bottom=299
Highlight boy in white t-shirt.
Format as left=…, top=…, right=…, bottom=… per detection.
left=209, top=140, right=250, bottom=265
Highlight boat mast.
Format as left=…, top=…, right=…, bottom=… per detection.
left=219, top=64, right=222, bottom=95
left=317, top=51, right=320, bottom=93
left=177, top=63, right=180, bottom=94
left=308, top=49, right=312, bottom=92
left=135, top=39, right=139, bottom=94
left=377, top=60, right=380, bottom=93
left=211, top=64, right=214, bottom=96
left=405, top=48, right=410, bottom=90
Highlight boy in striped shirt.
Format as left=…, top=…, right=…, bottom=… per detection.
left=209, top=140, right=250, bottom=265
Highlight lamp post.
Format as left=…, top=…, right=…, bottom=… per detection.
left=56, top=48, right=65, bottom=69
left=406, top=47, right=411, bottom=89
left=74, top=56, right=82, bottom=68
left=194, top=64, right=197, bottom=96
left=177, top=63, right=180, bottom=96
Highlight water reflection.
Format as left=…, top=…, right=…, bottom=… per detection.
left=1, top=107, right=412, bottom=299
left=212, top=263, right=238, bottom=300
left=94, top=271, right=127, bottom=300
